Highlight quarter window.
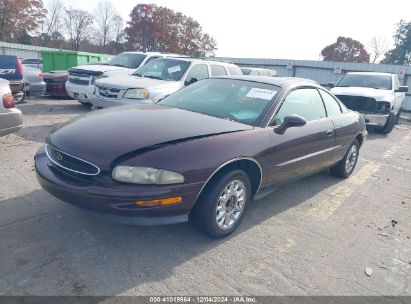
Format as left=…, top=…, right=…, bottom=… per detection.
left=185, top=64, right=209, bottom=85
left=274, top=88, right=326, bottom=125
left=319, top=89, right=342, bottom=117
left=210, top=65, right=228, bottom=76
left=227, top=66, right=242, bottom=75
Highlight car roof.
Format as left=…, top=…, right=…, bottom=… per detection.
left=346, top=72, right=393, bottom=77
left=152, top=57, right=238, bottom=66
left=214, top=75, right=320, bottom=87
left=241, top=66, right=272, bottom=71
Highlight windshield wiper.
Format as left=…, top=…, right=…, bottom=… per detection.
left=144, top=75, right=163, bottom=80
left=110, top=63, right=126, bottom=68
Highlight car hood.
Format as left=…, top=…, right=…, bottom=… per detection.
left=47, top=104, right=253, bottom=170
left=331, top=87, right=393, bottom=100
left=96, top=76, right=179, bottom=90
left=71, top=64, right=127, bottom=73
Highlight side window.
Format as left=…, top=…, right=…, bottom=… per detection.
left=274, top=88, right=326, bottom=125
left=227, top=66, right=242, bottom=75
left=259, top=70, right=269, bottom=76
left=319, top=89, right=342, bottom=117
left=210, top=65, right=228, bottom=76
left=185, top=64, right=209, bottom=85
left=249, top=69, right=259, bottom=76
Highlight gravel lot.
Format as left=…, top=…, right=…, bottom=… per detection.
left=0, top=97, right=410, bottom=296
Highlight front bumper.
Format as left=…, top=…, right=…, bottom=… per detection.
left=363, top=113, right=388, bottom=127
left=34, top=146, right=203, bottom=225
left=65, top=81, right=94, bottom=103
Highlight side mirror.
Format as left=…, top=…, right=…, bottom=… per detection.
left=395, top=86, right=408, bottom=93
left=184, top=78, right=198, bottom=86
left=328, top=82, right=335, bottom=88
left=274, top=114, right=306, bottom=134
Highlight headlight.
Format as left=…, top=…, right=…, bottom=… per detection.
left=124, top=89, right=149, bottom=99
left=112, top=166, right=184, bottom=185
left=91, top=75, right=107, bottom=84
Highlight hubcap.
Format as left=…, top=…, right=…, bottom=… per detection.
left=345, top=145, right=358, bottom=173
left=216, top=180, right=246, bottom=230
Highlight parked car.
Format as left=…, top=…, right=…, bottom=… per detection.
left=21, top=58, right=43, bottom=71
left=330, top=72, right=408, bottom=134
left=0, top=55, right=26, bottom=103
left=35, top=76, right=366, bottom=238
left=90, top=58, right=243, bottom=109
left=241, top=67, right=277, bottom=77
left=0, top=78, right=23, bottom=137
left=23, top=66, right=46, bottom=97
left=44, top=71, right=69, bottom=97
left=66, top=52, right=187, bottom=105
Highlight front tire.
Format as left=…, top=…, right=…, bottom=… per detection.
left=330, top=139, right=359, bottom=178
left=190, top=169, right=251, bottom=239
left=375, top=111, right=396, bottom=134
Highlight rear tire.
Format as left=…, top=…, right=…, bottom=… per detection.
left=330, top=139, right=359, bottom=178
left=375, top=111, right=396, bottom=134
left=190, top=169, right=251, bottom=239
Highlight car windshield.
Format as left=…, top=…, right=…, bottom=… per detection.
left=133, top=59, right=191, bottom=81
left=158, top=78, right=280, bottom=126
left=107, top=53, right=147, bottom=69
left=337, top=74, right=392, bottom=90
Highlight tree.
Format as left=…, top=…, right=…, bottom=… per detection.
left=321, top=36, right=370, bottom=63
left=381, top=20, right=411, bottom=65
left=37, top=0, right=64, bottom=47
left=125, top=3, right=217, bottom=56
left=368, top=36, right=389, bottom=63
left=0, top=0, right=46, bottom=42
left=64, top=8, right=93, bottom=51
left=93, top=1, right=122, bottom=48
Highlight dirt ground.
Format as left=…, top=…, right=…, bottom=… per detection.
left=0, top=97, right=410, bottom=296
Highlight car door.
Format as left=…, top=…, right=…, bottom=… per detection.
left=393, top=75, right=405, bottom=111
left=267, top=87, right=335, bottom=185
left=318, top=88, right=356, bottom=163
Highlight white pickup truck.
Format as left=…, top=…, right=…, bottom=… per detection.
left=330, top=72, right=408, bottom=134
left=65, top=52, right=185, bottom=105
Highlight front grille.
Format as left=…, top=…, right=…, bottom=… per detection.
left=46, top=145, right=100, bottom=176
left=96, top=85, right=121, bottom=99
left=335, top=95, right=377, bottom=113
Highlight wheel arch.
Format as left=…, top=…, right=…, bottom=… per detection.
left=355, top=133, right=364, bottom=147
left=192, top=157, right=263, bottom=208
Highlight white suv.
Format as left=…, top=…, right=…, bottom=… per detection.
left=66, top=52, right=185, bottom=105
left=330, top=72, right=408, bottom=134
left=90, top=58, right=242, bottom=109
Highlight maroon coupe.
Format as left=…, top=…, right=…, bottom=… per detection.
left=35, top=76, right=367, bottom=238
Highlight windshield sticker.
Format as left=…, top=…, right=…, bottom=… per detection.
left=246, top=88, right=277, bottom=100
left=168, top=65, right=181, bottom=74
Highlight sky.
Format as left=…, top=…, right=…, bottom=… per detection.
left=63, top=0, right=411, bottom=60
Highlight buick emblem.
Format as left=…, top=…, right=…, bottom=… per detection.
left=103, top=89, right=110, bottom=96
left=55, top=152, right=63, bottom=161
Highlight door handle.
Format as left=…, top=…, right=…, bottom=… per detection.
left=325, top=129, right=334, bottom=135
